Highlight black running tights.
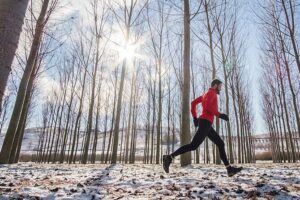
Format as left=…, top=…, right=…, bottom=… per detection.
left=171, top=118, right=230, bottom=166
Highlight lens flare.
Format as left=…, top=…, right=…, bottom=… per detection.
left=119, top=44, right=137, bottom=61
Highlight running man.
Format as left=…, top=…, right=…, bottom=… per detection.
left=163, top=79, right=242, bottom=177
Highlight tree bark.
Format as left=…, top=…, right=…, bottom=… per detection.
left=0, top=0, right=29, bottom=111
left=0, top=0, right=50, bottom=164
left=180, top=0, right=191, bottom=166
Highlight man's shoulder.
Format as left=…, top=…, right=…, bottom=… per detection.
left=206, top=89, right=215, bottom=94
left=206, top=89, right=217, bottom=97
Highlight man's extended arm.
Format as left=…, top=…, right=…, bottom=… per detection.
left=191, top=95, right=202, bottom=118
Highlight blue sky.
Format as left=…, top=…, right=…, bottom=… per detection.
left=241, top=0, right=266, bottom=134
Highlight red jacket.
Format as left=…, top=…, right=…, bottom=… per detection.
left=191, top=88, right=220, bottom=124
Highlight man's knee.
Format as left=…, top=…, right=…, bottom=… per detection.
left=189, top=142, right=199, bottom=151
left=217, top=140, right=225, bottom=148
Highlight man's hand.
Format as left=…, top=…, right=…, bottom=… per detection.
left=219, top=113, right=229, bottom=121
left=193, top=117, right=199, bottom=127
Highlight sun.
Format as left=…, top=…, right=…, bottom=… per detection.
left=118, top=43, right=137, bottom=61
left=109, top=29, right=147, bottom=66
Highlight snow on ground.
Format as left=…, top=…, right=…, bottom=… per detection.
left=0, top=163, right=299, bottom=200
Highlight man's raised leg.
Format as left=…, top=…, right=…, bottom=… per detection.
left=163, top=119, right=212, bottom=173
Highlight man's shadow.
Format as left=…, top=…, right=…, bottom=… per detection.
left=84, top=164, right=116, bottom=186
left=65, top=164, right=117, bottom=199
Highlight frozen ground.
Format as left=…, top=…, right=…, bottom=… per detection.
left=0, top=163, right=299, bottom=200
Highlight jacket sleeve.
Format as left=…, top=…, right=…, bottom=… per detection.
left=205, top=92, right=220, bottom=117
left=191, top=95, right=202, bottom=118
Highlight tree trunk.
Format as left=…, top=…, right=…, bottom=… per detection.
left=101, top=111, right=108, bottom=163
left=0, top=0, right=29, bottom=111
left=47, top=104, right=61, bottom=163
left=156, top=55, right=162, bottom=164
left=10, top=74, right=34, bottom=163
left=221, top=53, right=234, bottom=163
left=82, top=38, right=100, bottom=164
left=111, top=59, right=126, bottom=164
left=69, top=66, right=87, bottom=163
left=180, top=0, right=191, bottom=166
left=124, top=72, right=135, bottom=163
left=0, top=0, right=50, bottom=164
left=91, top=83, right=102, bottom=163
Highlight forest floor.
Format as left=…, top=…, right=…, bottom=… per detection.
left=0, top=162, right=299, bottom=200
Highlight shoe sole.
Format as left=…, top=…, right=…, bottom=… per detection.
left=228, top=168, right=243, bottom=177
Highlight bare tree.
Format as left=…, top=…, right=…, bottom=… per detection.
left=259, top=0, right=300, bottom=163
left=0, top=0, right=58, bottom=164
left=146, top=0, right=170, bottom=164
left=180, top=0, right=192, bottom=166
left=0, top=0, right=29, bottom=111
left=109, top=0, right=148, bottom=164
left=81, top=0, right=108, bottom=164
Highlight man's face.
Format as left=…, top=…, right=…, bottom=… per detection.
left=216, top=83, right=222, bottom=95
